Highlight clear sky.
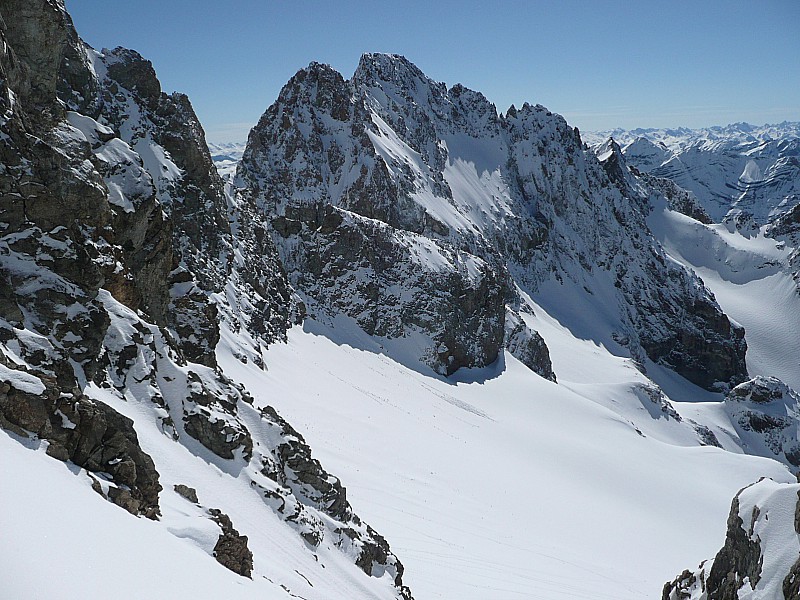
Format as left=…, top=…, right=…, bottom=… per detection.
left=65, top=0, right=800, bottom=143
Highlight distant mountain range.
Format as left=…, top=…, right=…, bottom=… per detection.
left=585, top=122, right=800, bottom=229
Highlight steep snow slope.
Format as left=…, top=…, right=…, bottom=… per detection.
left=1, top=431, right=283, bottom=600
left=218, top=321, right=792, bottom=600
left=0, top=396, right=402, bottom=600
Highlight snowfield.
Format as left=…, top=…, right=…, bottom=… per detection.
left=214, top=294, right=793, bottom=599
left=4, top=242, right=797, bottom=599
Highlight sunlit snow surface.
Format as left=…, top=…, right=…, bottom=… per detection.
left=5, top=201, right=797, bottom=599
left=217, top=312, right=791, bottom=599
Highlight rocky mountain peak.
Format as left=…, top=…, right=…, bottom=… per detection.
left=595, top=137, right=629, bottom=187
left=276, top=60, right=350, bottom=119
left=353, top=52, right=436, bottom=92
left=237, top=53, right=749, bottom=389
left=104, top=47, right=162, bottom=108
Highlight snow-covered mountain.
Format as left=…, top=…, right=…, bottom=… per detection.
left=584, top=122, right=800, bottom=151
left=4, top=3, right=800, bottom=599
left=586, top=122, right=800, bottom=230
left=235, top=55, right=747, bottom=390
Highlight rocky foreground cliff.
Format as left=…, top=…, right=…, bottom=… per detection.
left=0, top=2, right=410, bottom=598
left=664, top=477, right=800, bottom=600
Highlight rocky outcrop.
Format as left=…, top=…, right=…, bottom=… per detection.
left=635, top=169, right=712, bottom=224
left=785, top=555, right=800, bottom=600
left=504, top=310, right=555, bottom=380
left=0, top=364, right=160, bottom=517
left=209, top=509, right=254, bottom=578
left=724, top=376, right=800, bottom=467
left=664, top=478, right=800, bottom=600
left=703, top=496, right=764, bottom=599
left=663, top=495, right=762, bottom=600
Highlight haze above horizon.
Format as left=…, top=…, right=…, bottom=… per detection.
left=66, top=0, right=800, bottom=143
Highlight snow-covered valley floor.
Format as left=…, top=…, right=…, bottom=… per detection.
left=2, top=207, right=796, bottom=599
left=216, top=281, right=793, bottom=599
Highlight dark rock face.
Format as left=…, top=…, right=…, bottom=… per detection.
left=786, top=498, right=800, bottom=600
left=593, top=142, right=746, bottom=390
left=0, top=0, right=162, bottom=516
left=785, top=556, right=800, bottom=600
left=55, top=43, right=296, bottom=366
left=704, top=497, right=763, bottom=599
left=724, top=377, right=800, bottom=467
left=505, top=311, right=555, bottom=381
left=640, top=294, right=747, bottom=391
left=662, top=570, right=698, bottom=600
left=0, top=367, right=160, bottom=517
left=209, top=509, right=254, bottom=578
left=1, top=0, right=68, bottom=114
left=173, top=484, right=199, bottom=504
left=181, top=372, right=253, bottom=460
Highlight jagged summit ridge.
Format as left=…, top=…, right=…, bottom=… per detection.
left=237, top=52, right=746, bottom=389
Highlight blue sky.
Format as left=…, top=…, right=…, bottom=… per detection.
left=66, top=0, right=800, bottom=143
